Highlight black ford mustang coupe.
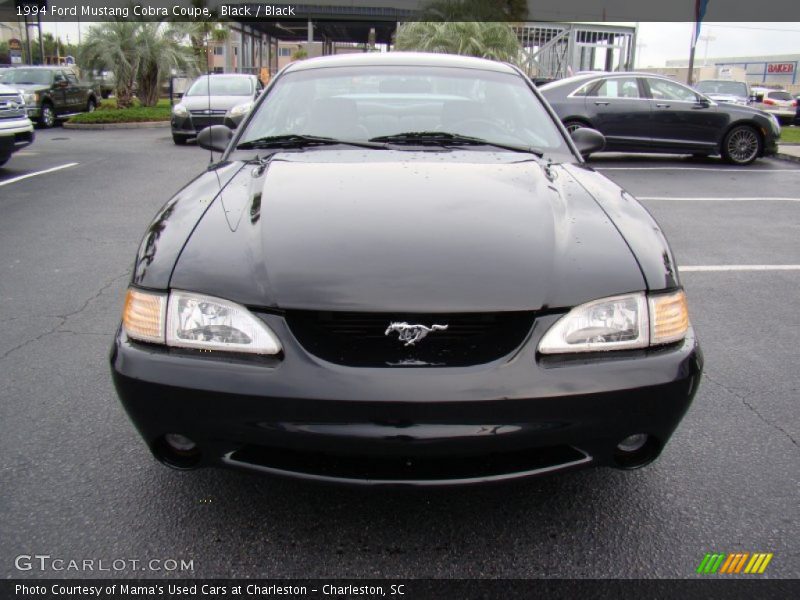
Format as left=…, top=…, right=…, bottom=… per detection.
left=111, top=53, right=702, bottom=485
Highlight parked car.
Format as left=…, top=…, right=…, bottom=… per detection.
left=795, top=94, right=800, bottom=126
left=111, top=52, right=702, bottom=485
left=0, top=66, right=99, bottom=128
left=751, top=87, right=797, bottom=125
left=540, top=73, right=780, bottom=165
left=170, top=73, right=263, bottom=145
left=0, top=82, right=34, bottom=167
left=88, top=69, right=115, bottom=99
left=694, top=79, right=751, bottom=106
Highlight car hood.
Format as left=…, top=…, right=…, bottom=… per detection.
left=179, top=95, right=253, bottom=111
left=170, top=151, right=645, bottom=312
left=6, top=83, right=49, bottom=93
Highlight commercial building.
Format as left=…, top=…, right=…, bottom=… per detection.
left=666, top=54, right=800, bottom=90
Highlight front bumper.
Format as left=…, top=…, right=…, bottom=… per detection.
left=171, top=113, right=230, bottom=137
left=0, top=117, right=35, bottom=159
left=110, top=313, right=703, bottom=486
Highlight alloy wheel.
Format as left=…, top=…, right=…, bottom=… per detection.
left=726, top=127, right=759, bottom=164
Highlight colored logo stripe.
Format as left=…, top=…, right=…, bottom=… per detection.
left=697, top=553, right=773, bottom=574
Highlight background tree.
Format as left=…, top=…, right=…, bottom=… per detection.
left=395, top=21, right=523, bottom=64
left=171, top=0, right=230, bottom=69
left=80, top=21, right=142, bottom=108
left=134, top=23, right=196, bottom=106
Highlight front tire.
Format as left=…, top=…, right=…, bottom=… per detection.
left=721, top=125, right=761, bottom=165
left=172, top=134, right=188, bottom=145
left=39, top=103, right=56, bottom=128
left=87, top=98, right=97, bottom=113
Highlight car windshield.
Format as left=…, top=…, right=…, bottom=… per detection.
left=696, top=81, right=747, bottom=96
left=0, top=69, right=53, bottom=85
left=186, top=76, right=253, bottom=96
left=767, top=91, right=792, bottom=101
left=238, top=65, right=566, bottom=152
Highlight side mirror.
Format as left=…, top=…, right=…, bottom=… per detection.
left=197, top=125, right=233, bottom=153
left=570, top=127, right=605, bottom=158
left=695, top=97, right=711, bottom=108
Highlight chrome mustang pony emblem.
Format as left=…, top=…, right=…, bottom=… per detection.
left=384, top=322, right=449, bottom=346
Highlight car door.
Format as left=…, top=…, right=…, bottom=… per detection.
left=64, top=70, right=82, bottom=111
left=582, top=76, right=652, bottom=150
left=51, top=70, right=68, bottom=113
left=644, top=77, right=728, bottom=151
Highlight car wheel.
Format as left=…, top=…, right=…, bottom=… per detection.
left=101, top=91, right=111, bottom=99
left=721, top=125, right=761, bottom=165
left=564, top=120, right=587, bottom=134
left=39, top=103, right=56, bottom=128
left=172, top=134, right=188, bottom=145
left=87, top=98, right=97, bottom=113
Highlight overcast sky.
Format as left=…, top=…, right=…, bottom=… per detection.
left=635, top=22, right=800, bottom=66
left=35, top=21, right=800, bottom=67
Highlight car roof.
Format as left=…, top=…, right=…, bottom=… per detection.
left=283, top=52, right=518, bottom=75
left=196, top=73, right=255, bottom=78
left=539, top=71, right=684, bottom=90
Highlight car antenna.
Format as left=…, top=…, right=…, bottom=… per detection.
left=205, top=23, right=214, bottom=166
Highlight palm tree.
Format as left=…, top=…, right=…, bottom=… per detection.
left=80, top=21, right=142, bottom=108
left=395, top=21, right=523, bottom=64
left=134, top=23, right=196, bottom=107
left=171, top=0, right=229, bottom=68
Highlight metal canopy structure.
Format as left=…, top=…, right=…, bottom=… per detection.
left=515, top=23, right=637, bottom=80
left=227, top=3, right=416, bottom=44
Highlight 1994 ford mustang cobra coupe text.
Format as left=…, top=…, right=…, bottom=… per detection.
left=110, top=53, right=703, bottom=485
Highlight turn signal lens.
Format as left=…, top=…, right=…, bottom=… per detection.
left=122, top=288, right=166, bottom=344
left=649, top=290, right=689, bottom=345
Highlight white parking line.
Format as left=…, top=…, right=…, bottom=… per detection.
left=596, top=167, right=800, bottom=172
left=681, top=265, right=800, bottom=272
left=0, top=162, right=79, bottom=188
left=639, top=196, right=800, bottom=202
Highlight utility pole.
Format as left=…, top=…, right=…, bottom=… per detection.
left=699, top=34, right=715, bottom=66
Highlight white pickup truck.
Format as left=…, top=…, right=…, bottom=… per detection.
left=0, top=82, right=35, bottom=167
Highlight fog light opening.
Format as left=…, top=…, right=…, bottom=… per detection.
left=613, top=433, right=659, bottom=469
left=155, top=434, right=202, bottom=469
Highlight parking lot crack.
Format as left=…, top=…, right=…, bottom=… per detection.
left=703, top=371, right=799, bottom=450
left=0, top=271, right=129, bottom=363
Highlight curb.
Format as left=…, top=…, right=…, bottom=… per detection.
left=775, top=152, right=800, bottom=164
left=63, top=121, right=169, bottom=130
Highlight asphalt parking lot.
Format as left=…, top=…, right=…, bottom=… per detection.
left=1, top=129, right=798, bottom=579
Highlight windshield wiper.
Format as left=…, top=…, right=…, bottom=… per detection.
left=368, top=131, right=545, bottom=157
left=237, top=134, right=385, bottom=150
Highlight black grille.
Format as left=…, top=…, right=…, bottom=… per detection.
left=189, top=114, right=225, bottom=130
left=285, top=311, right=535, bottom=367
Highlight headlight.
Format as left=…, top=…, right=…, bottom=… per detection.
left=122, top=288, right=281, bottom=355
left=538, top=290, right=689, bottom=354
left=23, top=92, right=37, bottom=105
left=172, top=104, right=188, bottom=117
left=228, top=101, right=254, bottom=117
left=166, top=290, right=281, bottom=354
